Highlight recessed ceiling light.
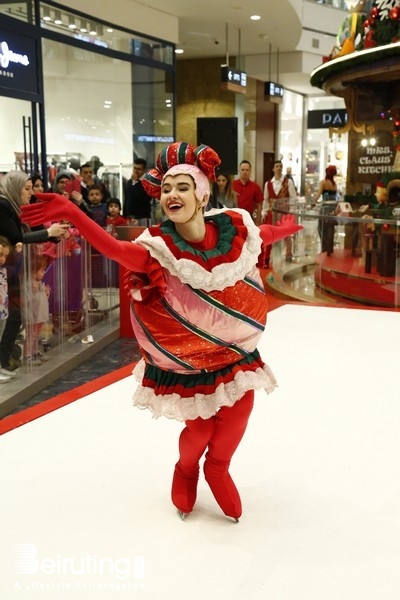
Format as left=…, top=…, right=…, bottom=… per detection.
left=250, top=15, right=261, bottom=20
left=175, top=48, right=184, bottom=54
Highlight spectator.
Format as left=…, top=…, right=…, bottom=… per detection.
left=0, top=172, right=68, bottom=373
left=232, top=160, right=263, bottom=224
left=23, top=254, right=51, bottom=367
left=208, top=173, right=237, bottom=209
left=124, top=158, right=153, bottom=220
left=0, top=235, right=13, bottom=382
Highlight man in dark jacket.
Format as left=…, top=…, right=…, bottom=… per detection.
left=124, top=158, right=153, bottom=220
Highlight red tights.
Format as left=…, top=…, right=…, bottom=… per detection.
left=171, top=390, right=254, bottom=518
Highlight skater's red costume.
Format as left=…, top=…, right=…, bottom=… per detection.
left=21, top=142, right=301, bottom=521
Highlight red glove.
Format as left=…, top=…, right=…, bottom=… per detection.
left=21, top=193, right=150, bottom=272
left=259, top=214, right=303, bottom=245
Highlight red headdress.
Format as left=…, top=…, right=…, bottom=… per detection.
left=142, top=142, right=221, bottom=201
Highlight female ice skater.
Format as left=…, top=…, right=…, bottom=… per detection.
left=21, top=142, right=302, bottom=522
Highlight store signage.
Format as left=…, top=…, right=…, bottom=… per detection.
left=0, top=29, right=39, bottom=97
left=357, top=143, right=394, bottom=176
left=308, top=109, right=348, bottom=129
left=264, top=81, right=284, bottom=104
left=134, top=135, right=174, bottom=143
left=220, top=66, right=247, bottom=94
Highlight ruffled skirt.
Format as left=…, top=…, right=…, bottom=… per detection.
left=131, top=349, right=277, bottom=421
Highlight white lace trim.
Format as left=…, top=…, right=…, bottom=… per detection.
left=134, top=208, right=262, bottom=291
left=130, top=359, right=277, bottom=422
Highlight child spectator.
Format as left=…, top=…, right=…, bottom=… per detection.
left=106, top=198, right=128, bottom=228
left=0, top=236, right=13, bottom=382
left=23, top=255, right=51, bottom=367
left=87, top=184, right=107, bottom=227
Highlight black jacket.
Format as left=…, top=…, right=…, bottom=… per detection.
left=0, top=196, right=52, bottom=245
left=124, top=180, right=152, bottom=218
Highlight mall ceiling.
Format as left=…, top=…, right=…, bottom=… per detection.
left=135, top=0, right=343, bottom=95
left=136, top=0, right=303, bottom=58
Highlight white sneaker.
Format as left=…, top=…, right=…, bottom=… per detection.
left=0, top=368, right=17, bottom=378
left=0, top=373, right=11, bottom=383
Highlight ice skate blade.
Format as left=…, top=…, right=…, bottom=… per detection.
left=178, top=510, right=189, bottom=521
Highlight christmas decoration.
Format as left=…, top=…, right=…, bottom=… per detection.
left=364, top=0, right=400, bottom=48
left=329, top=0, right=367, bottom=59
left=380, top=108, right=400, bottom=150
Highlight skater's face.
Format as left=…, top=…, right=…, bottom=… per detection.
left=160, top=174, right=204, bottom=223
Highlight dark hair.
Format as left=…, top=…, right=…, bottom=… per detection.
left=87, top=183, right=103, bottom=194
left=79, top=163, right=93, bottom=172
left=239, top=160, right=251, bottom=168
left=0, top=234, right=12, bottom=249
left=273, top=160, right=283, bottom=167
left=107, top=197, right=121, bottom=210
left=30, top=172, right=44, bottom=187
left=134, top=158, right=147, bottom=168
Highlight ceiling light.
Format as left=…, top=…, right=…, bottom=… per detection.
left=106, top=28, right=113, bottom=33
left=250, top=15, right=261, bottom=20
left=54, top=10, right=62, bottom=25
left=175, top=48, right=184, bottom=54
left=42, top=8, right=51, bottom=21
left=68, top=16, right=77, bottom=30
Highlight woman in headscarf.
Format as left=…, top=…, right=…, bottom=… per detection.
left=0, top=171, right=68, bottom=374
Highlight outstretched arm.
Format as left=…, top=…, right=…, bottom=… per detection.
left=259, top=213, right=302, bottom=245
left=20, top=193, right=151, bottom=273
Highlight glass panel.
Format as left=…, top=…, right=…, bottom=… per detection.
left=39, top=3, right=174, bottom=64
left=131, top=64, right=174, bottom=169
left=0, top=96, right=34, bottom=172
left=309, top=0, right=347, bottom=8
left=266, top=199, right=400, bottom=309
left=42, top=38, right=133, bottom=176
left=306, top=95, right=348, bottom=202
left=279, top=90, right=304, bottom=194
left=0, top=1, right=35, bottom=24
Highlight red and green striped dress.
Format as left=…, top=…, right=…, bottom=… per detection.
left=126, top=208, right=277, bottom=421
